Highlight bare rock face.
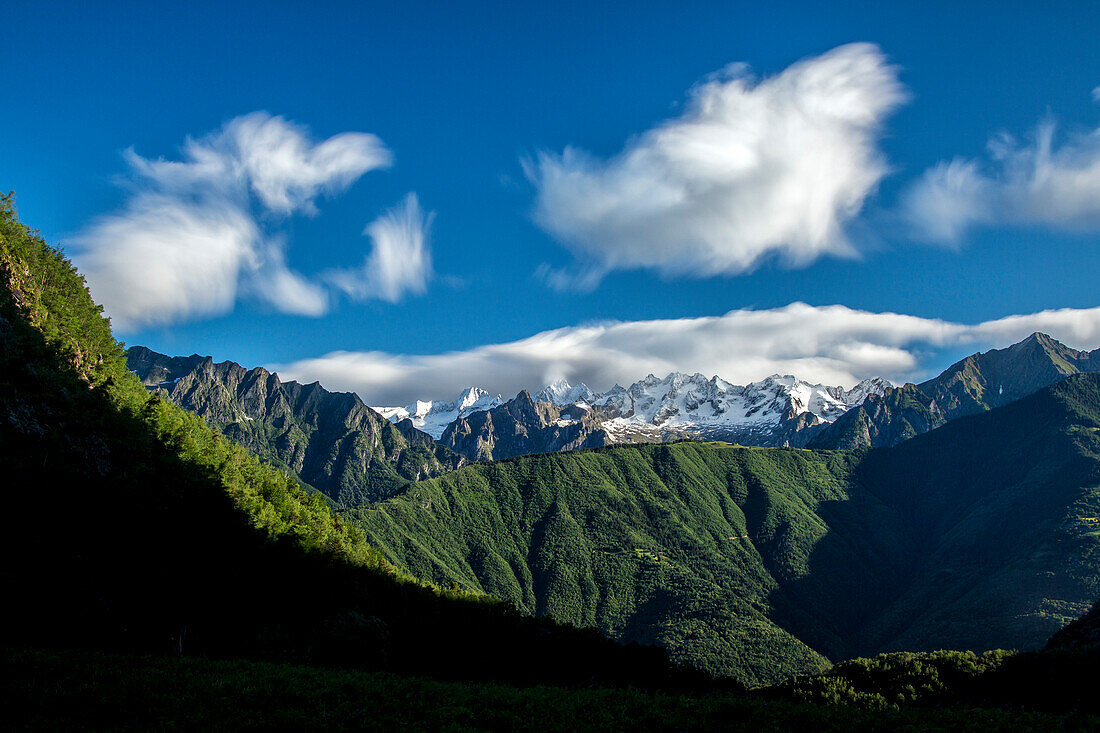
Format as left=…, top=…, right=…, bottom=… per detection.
left=126, top=346, right=464, bottom=505
left=440, top=391, right=609, bottom=462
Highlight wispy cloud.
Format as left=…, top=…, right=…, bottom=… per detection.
left=325, top=193, right=433, bottom=303
left=271, top=301, right=1100, bottom=406
left=525, top=43, right=907, bottom=289
left=70, top=112, right=433, bottom=330
left=904, top=101, right=1100, bottom=242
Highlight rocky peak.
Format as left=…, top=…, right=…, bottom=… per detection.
left=126, top=346, right=463, bottom=504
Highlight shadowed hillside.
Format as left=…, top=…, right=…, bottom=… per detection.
left=0, top=194, right=703, bottom=689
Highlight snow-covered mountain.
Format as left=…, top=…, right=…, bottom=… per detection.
left=592, top=372, right=889, bottom=443
left=374, top=373, right=890, bottom=447
left=374, top=387, right=504, bottom=439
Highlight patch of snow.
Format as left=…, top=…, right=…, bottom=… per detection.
left=844, top=377, right=892, bottom=405
left=374, top=405, right=411, bottom=422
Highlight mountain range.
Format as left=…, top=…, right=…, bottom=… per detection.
left=373, top=373, right=892, bottom=451
left=372, top=335, right=1100, bottom=456
left=118, top=328, right=1100, bottom=684
left=127, top=331, right=1100, bottom=500
left=126, top=350, right=894, bottom=474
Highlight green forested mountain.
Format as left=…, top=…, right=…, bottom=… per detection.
left=126, top=345, right=464, bottom=504
left=810, top=333, right=1100, bottom=449
left=348, top=443, right=879, bottom=684
left=349, top=372, right=1100, bottom=683
left=0, top=195, right=695, bottom=688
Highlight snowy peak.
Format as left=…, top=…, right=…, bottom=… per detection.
left=452, top=386, right=502, bottom=413
left=845, top=377, right=892, bottom=405
left=372, top=386, right=504, bottom=439
left=534, top=378, right=596, bottom=406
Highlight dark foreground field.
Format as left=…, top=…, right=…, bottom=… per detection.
left=4, top=648, right=1098, bottom=732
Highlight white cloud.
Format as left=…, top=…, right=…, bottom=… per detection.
left=325, top=193, right=433, bottom=303
left=70, top=112, right=426, bottom=330
left=270, top=301, right=1100, bottom=407
left=905, top=112, right=1100, bottom=242
left=72, top=196, right=257, bottom=328
left=526, top=43, right=907, bottom=287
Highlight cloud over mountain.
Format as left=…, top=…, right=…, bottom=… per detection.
left=271, top=301, right=1100, bottom=406
left=526, top=43, right=907, bottom=289
left=70, top=112, right=433, bottom=329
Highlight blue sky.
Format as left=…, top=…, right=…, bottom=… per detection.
left=4, top=1, right=1100, bottom=404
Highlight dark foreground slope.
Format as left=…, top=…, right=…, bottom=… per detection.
left=8, top=648, right=1092, bottom=732
left=0, top=195, right=696, bottom=688
left=350, top=373, right=1100, bottom=683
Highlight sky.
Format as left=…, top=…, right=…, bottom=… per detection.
left=4, top=1, right=1100, bottom=406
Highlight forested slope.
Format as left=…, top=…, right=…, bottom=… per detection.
left=348, top=442, right=900, bottom=684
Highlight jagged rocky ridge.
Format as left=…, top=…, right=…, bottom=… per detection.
left=439, top=390, right=609, bottom=462
left=133, top=332, right=1100, bottom=472
left=126, top=346, right=464, bottom=505
left=809, top=333, right=1100, bottom=449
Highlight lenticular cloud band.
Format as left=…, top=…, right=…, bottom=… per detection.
left=271, top=301, right=1100, bottom=407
